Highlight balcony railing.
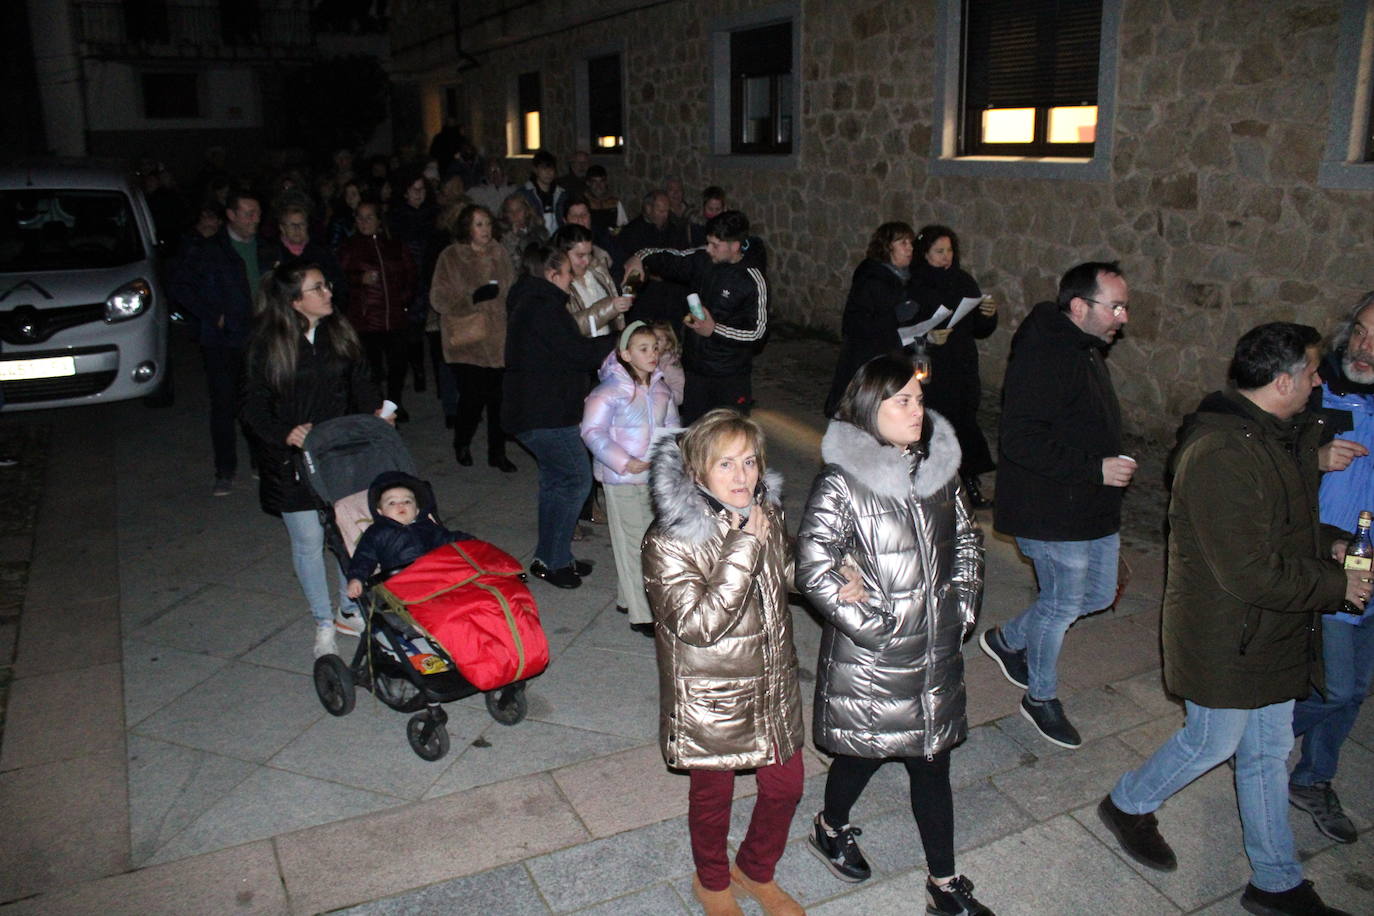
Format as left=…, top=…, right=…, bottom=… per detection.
left=75, top=1, right=316, bottom=59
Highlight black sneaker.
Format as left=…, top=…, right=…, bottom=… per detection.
left=1097, top=795, right=1177, bottom=871
left=806, top=812, right=870, bottom=882
left=529, top=560, right=581, bottom=589
left=1241, top=879, right=1352, bottom=915
left=630, top=622, right=655, bottom=638
left=1289, top=782, right=1357, bottom=844
left=212, top=476, right=233, bottom=497
left=979, top=627, right=1028, bottom=689
left=574, top=559, right=594, bottom=577
left=927, top=875, right=993, bottom=915
left=1020, top=695, right=1081, bottom=748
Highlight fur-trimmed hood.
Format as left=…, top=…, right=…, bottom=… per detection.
left=819, top=411, right=961, bottom=499
left=649, top=433, right=783, bottom=544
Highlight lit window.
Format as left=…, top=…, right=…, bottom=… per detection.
left=962, top=0, right=1101, bottom=156
left=518, top=72, right=542, bottom=154
left=586, top=53, right=624, bottom=154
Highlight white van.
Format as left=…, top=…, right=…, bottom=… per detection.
left=0, top=165, right=169, bottom=409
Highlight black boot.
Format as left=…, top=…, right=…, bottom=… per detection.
left=964, top=474, right=993, bottom=509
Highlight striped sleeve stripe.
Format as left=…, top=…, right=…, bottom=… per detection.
left=713, top=267, right=768, bottom=342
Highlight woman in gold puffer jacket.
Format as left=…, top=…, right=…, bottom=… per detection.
left=643, top=409, right=805, bottom=916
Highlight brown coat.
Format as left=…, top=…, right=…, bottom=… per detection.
left=642, top=434, right=803, bottom=771
left=430, top=241, right=514, bottom=368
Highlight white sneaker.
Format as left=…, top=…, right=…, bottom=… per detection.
left=334, top=607, right=364, bottom=636
left=313, top=625, right=337, bottom=659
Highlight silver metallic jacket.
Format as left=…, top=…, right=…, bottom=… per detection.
left=643, top=435, right=804, bottom=771
left=797, top=414, right=984, bottom=760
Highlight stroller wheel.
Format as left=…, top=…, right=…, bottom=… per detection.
left=406, top=712, right=450, bottom=761
left=373, top=671, right=425, bottom=712
left=485, top=683, right=528, bottom=726
left=313, top=655, right=356, bottom=716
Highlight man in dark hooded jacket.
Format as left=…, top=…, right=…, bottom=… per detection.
left=980, top=262, right=1135, bottom=749
left=1098, top=322, right=1358, bottom=916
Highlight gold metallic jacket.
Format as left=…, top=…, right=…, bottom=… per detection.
left=643, top=435, right=804, bottom=770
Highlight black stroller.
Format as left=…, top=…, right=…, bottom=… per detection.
left=300, top=415, right=532, bottom=760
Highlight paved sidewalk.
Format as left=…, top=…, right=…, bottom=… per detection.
left=1, top=336, right=1371, bottom=915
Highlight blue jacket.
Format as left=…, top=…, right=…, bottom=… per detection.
left=169, top=229, right=276, bottom=347
left=1312, top=352, right=1374, bottom=623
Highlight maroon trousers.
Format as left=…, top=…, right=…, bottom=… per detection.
left=687, top=750, right=804, bottom=892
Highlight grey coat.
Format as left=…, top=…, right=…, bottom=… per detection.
left=797, top=414, right=984, bottom=759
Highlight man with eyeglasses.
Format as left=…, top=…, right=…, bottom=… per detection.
left=980, top=261, right=1134, bottom=749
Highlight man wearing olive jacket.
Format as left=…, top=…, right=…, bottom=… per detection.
left=1099, top=323, right=1358, bottom=916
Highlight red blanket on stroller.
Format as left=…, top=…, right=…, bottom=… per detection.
left=376, top=541, right=549, bottom=690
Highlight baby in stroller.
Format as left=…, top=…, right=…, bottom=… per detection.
left=345, top=471, right=473, bottom=599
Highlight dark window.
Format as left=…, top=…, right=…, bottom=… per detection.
left=730, top=21, right=793, bottom=155
left=141, top=73, right=200, bottom=119
left=961, top=0, right=1101, bottom=157
left=122, top=0, right=169, bottom=43
left=219, top=0, right=260, bottom=46
left=587, top=54, right=624, bottom=154
left=445, top=87, right=459, bottom=120
left=0, top=190, right=145, bottom=272
left=518, top=72, right=542, bottom=153
left=1366, top=87, right=1374, bottom=161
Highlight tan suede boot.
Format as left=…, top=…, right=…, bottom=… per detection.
left=729, top=864, right=805, bottom=915
left=692, top=874, right=744, bottom=916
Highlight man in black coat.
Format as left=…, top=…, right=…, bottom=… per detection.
left=624, top=211, right=767, bottom=423
left=979, top=262, right=1136, bottom=749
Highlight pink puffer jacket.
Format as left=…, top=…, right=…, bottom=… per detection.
left=580, top=352, right=681, bottom=485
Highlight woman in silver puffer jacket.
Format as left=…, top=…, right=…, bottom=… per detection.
left=796, top=354, right=993, bottom=916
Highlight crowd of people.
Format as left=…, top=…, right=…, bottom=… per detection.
left=152, top=134, right=1371, bottom=916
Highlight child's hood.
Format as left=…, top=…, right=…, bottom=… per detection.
left=366, top=470, right=438, bottom=522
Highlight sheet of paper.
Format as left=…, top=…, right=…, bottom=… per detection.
left=946, top=296, right=983, bottom=329
left=906, top=306, right=952, bottom=340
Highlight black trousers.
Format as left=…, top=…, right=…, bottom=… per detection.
left=360, top=329, right=409, bottom=406
left=682, top=370, right=751, bottom=424
left=201, top=343, right=245, bottom=478
left=823, top=749, right=955, bottom=878
left=450, top=363, right=506, bottom=459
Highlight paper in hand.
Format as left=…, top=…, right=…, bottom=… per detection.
left=903, top=306, right=952, bottom=342
left=945, top=297, right=983, bottom=329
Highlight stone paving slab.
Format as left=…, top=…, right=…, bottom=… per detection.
left=0, top=661, right=124, bottom=772
left=0, top=840, right=286, bottom=916
left=334, top=862, right=549, bottom=915
left=121, top=637, right=232, bottom=728
left=13, top=596, right=121, bottom=678
left=526, top=815, right=694, bottom=912
left=991, top=734, right=1144, bottom=822
left=275, top=772, right=590, bottom=915
left=127, top=733, right=256, bottom=867
left=127, top=582, right=302, bottom=659
left=0, top=748, right=129, bottom=902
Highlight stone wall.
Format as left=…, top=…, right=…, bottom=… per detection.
left=399, top=0, right=1373, bottom=439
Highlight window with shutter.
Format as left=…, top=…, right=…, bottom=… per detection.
left=730, top=21, right=793, bottom=155
left=962, top=0, right=1102, bottom=156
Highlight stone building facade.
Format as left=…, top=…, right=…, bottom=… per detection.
left=390, top=0, right=1374, bottom=438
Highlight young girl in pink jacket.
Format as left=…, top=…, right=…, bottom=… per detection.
left=580, top=321, right=681, bottom=635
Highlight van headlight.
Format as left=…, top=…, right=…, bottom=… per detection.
left=106, top=279, right=152, bottom=322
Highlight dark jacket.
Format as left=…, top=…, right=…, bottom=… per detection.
left=240, top=320, right=382, bottom=515
left=994, top=301, right=1123, bottom=540
left=824, top=259, right=917, bottom=416
left=1162, top=389, right=1346, bottom=708
left=501, top=276, right=616, bottom=434
left=168, top=229, right=276, bottom=347
left=345, top=471, right=473, bottom=583
left=640, top=248, right=768, bottom=378
left=388, top=201, right=438, bottom=322
left=336, top=233, right=417, bottom=334
left=913, top=262, right=995, bottom=400
left=273, top=239, right=347, bottom=308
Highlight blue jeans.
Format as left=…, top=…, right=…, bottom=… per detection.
left=1111, top=700, right=1301, bottom=893
left=282, top=510, right=354, bottom=627
left=1291, top=615, right=1374, bottom=786
left=516, top=426, right=592, bottom=571
left=1002, top=534, right=1119, bottom=700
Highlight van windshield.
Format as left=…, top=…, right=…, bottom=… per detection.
left=0, top=189, right=147, bottom=272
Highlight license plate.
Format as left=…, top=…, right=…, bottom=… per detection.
left=0, top=356, right=77, bottom=381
